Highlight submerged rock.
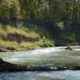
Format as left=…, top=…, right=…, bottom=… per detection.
left=65, top=46, right=72, bottom=50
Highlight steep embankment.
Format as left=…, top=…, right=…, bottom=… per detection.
left=0, top=0, right=79, bottom=51
left=0, top=23, right=54, bottom=51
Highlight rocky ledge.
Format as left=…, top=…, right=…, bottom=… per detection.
left=0, top=58, right=80, bottom=71
left=0, top=46, right=16, bottom=52
left=0, top=46, right=8, bottom=52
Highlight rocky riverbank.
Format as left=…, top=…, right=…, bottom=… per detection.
left=0, top=58, right=80, bottom=71
left=0, top=46, right=16, bottom=52
left=0, top=45, right=36, bottom=52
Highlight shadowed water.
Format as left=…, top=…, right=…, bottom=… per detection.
left=0, top=71, right=80, bottom=80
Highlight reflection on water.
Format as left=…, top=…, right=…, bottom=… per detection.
left=0, top=70, right=80, bottom=80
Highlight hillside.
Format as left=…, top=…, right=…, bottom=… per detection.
left=0, top=23, right=54, bottom=51
left=0, top=0, right=80, bottom=51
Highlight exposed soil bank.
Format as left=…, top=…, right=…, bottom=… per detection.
left=0, top=33, right=39, bottom=43
left=0, top=31, right=53, bottom=51
left=0, top=33, right=39, bottom=51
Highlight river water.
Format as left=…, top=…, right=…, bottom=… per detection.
left=0, top=46, right=80, bottom=80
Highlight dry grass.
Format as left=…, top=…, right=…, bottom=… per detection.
left=0, top=24, right=54, bottom=51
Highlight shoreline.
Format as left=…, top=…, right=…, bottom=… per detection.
left=0, top=45, right=80, bottom=52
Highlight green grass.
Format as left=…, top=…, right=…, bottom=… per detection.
left=0, top=24, right=39, bottom=38
left=0, top=24, right=54, bottom=51
left=0, top=37, right=54, bottom=51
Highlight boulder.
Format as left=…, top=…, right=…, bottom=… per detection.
left=0, top=46, right=8, bottom=52
left=65, top=46, right=72, bottom=50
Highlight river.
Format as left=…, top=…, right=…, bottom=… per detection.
left=0, top=46, right=80, bottom=80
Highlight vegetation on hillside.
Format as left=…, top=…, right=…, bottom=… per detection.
left=0, top=0, right=80, bottom=50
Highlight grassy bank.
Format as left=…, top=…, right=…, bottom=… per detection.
left=0, top=24, right=54, bottom=51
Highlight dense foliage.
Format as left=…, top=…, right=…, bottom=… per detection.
left=0, top=0, right=80, bottom=46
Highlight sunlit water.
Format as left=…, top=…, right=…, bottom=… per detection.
left=0, top=46, right=80, bottom=80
